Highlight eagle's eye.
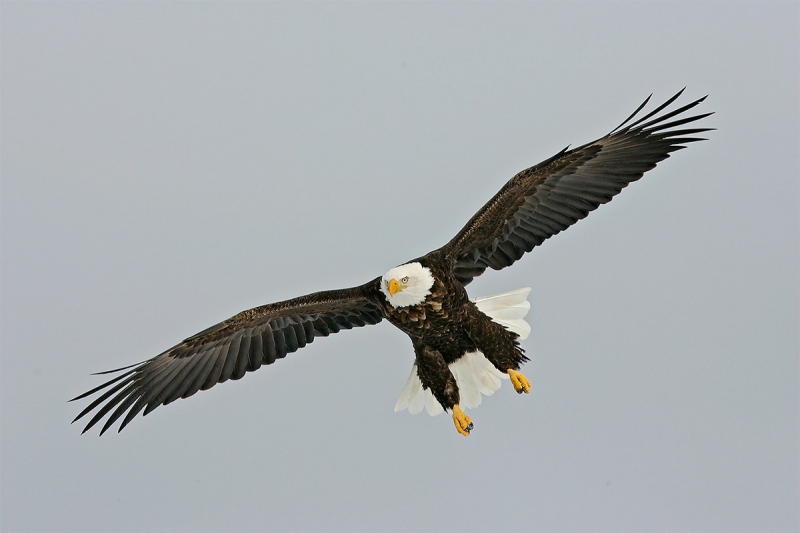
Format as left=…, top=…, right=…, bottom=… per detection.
left=401, top=276, right=409, bottom=283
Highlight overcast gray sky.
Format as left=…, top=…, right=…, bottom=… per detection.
left=2, top=2, right=798, bottom=532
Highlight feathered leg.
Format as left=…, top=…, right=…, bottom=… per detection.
left=413, top=342, right=473, bottom=436
left=467, top=303, right=532, bottom=394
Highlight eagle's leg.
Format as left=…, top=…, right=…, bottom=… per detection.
left=468, top=304, right=531, bottom=395
left=451, top=405, right=473, bottom=436
left=507, top=369, right=531, bottom=394
left=413, top=342, right=473, bottom=436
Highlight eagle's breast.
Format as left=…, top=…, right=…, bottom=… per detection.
left=380, top=255, right=471, bottom=343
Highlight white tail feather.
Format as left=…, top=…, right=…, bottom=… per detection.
left=473, top=287, right=532, bottom=339
left=449, top=351, right=506, bottom=409
left=394, top=365, right=443, bottom=415
left=394, top=288, right=532, bottom=416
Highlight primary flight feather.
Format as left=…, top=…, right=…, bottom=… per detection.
left=71, top=90, right=713, bottom=436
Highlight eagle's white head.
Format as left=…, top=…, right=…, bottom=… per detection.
left=380, top=262, right=435, bottom=308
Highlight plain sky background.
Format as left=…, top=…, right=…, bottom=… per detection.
left=2, top=2, right=798, bottom=532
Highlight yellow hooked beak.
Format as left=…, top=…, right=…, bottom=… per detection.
left=388, top=279, right=403, bottom=296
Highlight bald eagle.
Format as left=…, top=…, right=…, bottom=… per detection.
left=71, top=90, right=712, bottom=436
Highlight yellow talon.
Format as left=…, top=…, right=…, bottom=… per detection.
left=452, top=405, right=473, bottom=436
left=508, top=369, right=531, bottom=394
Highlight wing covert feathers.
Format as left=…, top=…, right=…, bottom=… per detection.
left=71, top=280, right=384, bottom=435
left=445, top=90, right=713, bottom=285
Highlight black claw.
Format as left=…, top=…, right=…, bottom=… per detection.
left=466, top=422, right=474, bottom=432
left=516, top=388, right=524, bottom=394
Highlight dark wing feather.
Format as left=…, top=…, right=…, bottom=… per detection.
left=442, top=90, right=713, bottom=285
left=70, top=279, right=384, bottom=435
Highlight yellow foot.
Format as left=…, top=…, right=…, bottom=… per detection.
left=508, top=369, right=531, bottom=394
left=452, top=405, right=473, bottom=436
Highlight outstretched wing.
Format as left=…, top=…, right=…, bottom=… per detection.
left=442, top=90, right=713, bottom=285
left=71, top=279, right=384, bottom=435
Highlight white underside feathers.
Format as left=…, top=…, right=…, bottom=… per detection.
left=394, top=287, right=532, bottom=416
